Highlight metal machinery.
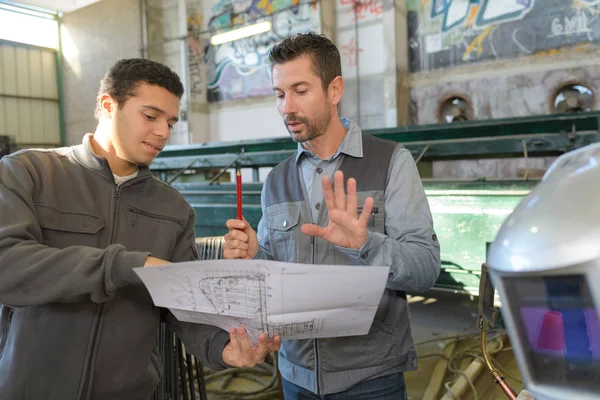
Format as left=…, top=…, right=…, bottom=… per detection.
left=483, top=141, right=600, bottom=399
left=150, top=111, right=600, bottom=295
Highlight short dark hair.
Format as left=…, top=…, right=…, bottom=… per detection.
left=94, top=58, right=184, bottom=120
left=269, top=32, right=341, bottom=91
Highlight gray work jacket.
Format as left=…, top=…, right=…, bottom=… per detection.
left=0, top=135, right=230, bottom=400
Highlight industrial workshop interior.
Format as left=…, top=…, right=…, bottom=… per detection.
left=1, top=0, right=599, bottom=399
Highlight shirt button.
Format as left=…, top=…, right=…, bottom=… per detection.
left=315, top=202, right=321, bottom=210
left=361, top=252, right=369, bottom=259
left=316, top=167, right=323, bottom=174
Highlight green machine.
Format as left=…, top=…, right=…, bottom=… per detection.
left=150, top=111, right=600, bottom=295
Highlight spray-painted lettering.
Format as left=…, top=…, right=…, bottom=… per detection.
left=340, top=0, right=384, bottom=21
left=550, top=11, right=591, bottom=37
left=431, top=0, right=535, bottom=32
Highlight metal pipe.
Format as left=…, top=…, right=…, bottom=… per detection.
left=55, top=17, right=67, bottom=146
left=353, top=0, right=361, bottom=126
left=140, top=0, right=148, bottom=59
left=481, top=331, right=494, bottom=371
left=481, top=331, right=518, bottom=400
left=0, top=93, right=59, bottom=102
left=208, top=154, right=243, bottom=185
left=177, top=0, right=192, bottom=144
left=167, top=157, right=203, bottom=185
left=415, top=145, right=430, bottom=164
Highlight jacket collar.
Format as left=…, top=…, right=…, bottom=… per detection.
left=72, top=133, right=152, bottom=180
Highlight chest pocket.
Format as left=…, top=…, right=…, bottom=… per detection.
left=264, top=208, right=300, bottom=262
left=358, top=201, right=385, bottom=234
left=37, top=204, right=105, bottom=249
left=126, top=206, right=183, bottom=261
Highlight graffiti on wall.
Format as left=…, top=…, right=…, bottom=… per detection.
left=190, top=0, right=320, bottom=103
left=340, top=36, right=363, bottom=68
left=187, top=2, right=207, bottom=98
left=408, top=0, right=600, bottom=72
left=337, top=0, right=395, bottom=27
left=339, top=0, right=383, bottom=22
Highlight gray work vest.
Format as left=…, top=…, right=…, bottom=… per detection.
left=261, top=133, right=417, bottom=395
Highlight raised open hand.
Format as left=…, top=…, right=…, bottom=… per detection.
left=301, top=170, right=374, bottom=249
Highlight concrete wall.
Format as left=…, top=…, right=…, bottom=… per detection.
left=405, top=0, right=600, bottom=178
left=61, top=0, right=142, bottom=145
left=144, top=0, right=192, bottom=145
left=207, top=98, right=284, bottom=142
left=407, top=0, right=600, bottom=124
left=336, top=0, right=400, bottom=130
left=411, top=51, right=600, bottom=124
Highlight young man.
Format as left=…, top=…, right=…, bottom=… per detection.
left=0, top=58, right=279, bottom=400
left=223, top=33, right=441, bottom=399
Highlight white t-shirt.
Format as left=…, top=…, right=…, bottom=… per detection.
left=113, top=170, right=139, bottom=186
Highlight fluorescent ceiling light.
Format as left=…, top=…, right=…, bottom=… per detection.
left=210, top=21, right=272, bottom=46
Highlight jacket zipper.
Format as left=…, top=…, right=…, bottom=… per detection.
left=79, top=184, right=121, bottom=400
left=0, top=307, right=14, bottom=361
left=128, top=206, right=183, bottom=226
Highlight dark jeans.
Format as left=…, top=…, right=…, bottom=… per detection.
left=281, top=372, right=407, bottom=400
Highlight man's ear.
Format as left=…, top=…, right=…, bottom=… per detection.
left=329, top=76, right=344, bottom=107
left=99, top=94, right=116, bottom=118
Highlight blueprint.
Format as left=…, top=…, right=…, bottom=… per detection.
left=134, top=259, right=390, bottom=343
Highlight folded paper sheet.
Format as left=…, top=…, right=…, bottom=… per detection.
left=134, top=259, right=389, bottom=342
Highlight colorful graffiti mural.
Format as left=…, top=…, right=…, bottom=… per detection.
left=190, top=0, right=319, bottom=103
left=430, top=0, right=535, bottom=33
left=408, top=0, right=600, bottom=71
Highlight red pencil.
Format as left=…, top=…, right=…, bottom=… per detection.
left=236, top=169, right=242, bottom=221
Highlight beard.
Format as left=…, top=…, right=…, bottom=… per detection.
left=284, top=108, right=332, bottom=143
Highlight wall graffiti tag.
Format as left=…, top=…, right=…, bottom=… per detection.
left=187, top=2, right=207, bottom=98
left=340, top=36, right=363, bottom=68
left=339, top=0, right=383, bottom=21
left=408, top=0, right=600, bottom=72
left=190, top=0, right=319, bottom=103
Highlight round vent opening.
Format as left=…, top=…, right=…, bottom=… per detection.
left=438, top=95, right=473, bottom=123
left=552, top=83, right=594, bottom=113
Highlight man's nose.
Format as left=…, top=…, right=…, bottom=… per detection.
left=282, top=96, right=297, bottom=115
left=155, top=122, right=170, bottom=139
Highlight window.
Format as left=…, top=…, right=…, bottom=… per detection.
left=0, top=2, right=59, bottom=49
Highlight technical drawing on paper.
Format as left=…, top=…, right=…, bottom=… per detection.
left=194, top=269, right=324, bottom=337
left=134, top=259, right=391, bottom=341
left=198, top=269, right=269, bottom=332
left=267, top=319, right=325, bottom=337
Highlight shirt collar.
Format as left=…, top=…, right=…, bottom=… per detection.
left=295, top=117, right=363, bottom=163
